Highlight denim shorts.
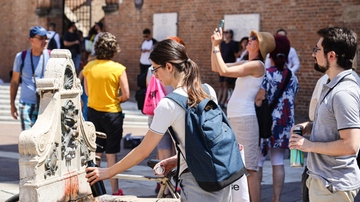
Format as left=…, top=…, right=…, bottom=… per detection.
left=19, top=102, right=38, bottom=130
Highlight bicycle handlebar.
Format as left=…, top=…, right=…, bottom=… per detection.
left=147, top=159, right=160, bottom=169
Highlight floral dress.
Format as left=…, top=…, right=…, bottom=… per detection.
left=260, top=67, right=299, bottom=156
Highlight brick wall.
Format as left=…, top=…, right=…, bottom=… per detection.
left=104, top=0, right=360, bottom=118
left=0, top=0, right=359, bottom=118
left=0, top=0, right=48, bottom=81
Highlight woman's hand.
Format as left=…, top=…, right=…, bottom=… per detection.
left=211, top=28, right=223, bottom=47
left=85, top=167, right=111, bottom=185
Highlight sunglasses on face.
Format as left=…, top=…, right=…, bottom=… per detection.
left=250, top=35, right=257, bottom=41
left=33, top=36, right=48, bottom=41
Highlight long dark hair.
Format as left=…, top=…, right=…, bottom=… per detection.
left=270, top=35, right=290, bottom=71
left=149, top=39, right=209, bottom=107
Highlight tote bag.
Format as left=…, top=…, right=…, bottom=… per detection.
left=142, top=75, right=165, bottom=115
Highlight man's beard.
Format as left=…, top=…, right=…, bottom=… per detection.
left=314, top=58, right=330, bottom=73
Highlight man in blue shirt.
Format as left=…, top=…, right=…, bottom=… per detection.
left=10, top=26, right=51, bottom=130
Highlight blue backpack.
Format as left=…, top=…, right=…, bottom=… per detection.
left=167, top=85, right=247, bottom=192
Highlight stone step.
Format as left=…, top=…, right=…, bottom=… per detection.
left=0, top=111, right=148, bottom=125
left=0, top=84, right=11, bottom=89
left=0, top=84, right=148, bottom=126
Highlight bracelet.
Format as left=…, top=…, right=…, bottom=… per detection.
left=213, top=49, right=220, bottom=53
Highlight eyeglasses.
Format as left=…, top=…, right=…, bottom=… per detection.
left=250, top=35, right=257, bottom=41
left=143, top=35, right=149, bottom=38
left=33, top=36, right=48, bottom=41
left=313, top=47, right=321, bottom=54
left=151, top=65, right=163, bottom=74
left=224, top=31, right=229, bottom=34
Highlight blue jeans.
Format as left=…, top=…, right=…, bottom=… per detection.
left=72, top=54, right=81, bottom=73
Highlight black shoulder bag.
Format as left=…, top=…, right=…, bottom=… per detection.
left=256, top=69, right=292, bottom=139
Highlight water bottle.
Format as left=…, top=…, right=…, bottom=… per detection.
left=290, top=126, right=304, bottom=167
left=154, top=164, right=165, bottom=175
left=87, top=160, right=106, bottom=197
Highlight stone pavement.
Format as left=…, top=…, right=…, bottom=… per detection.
left=1, top=101, right=360, bottom=201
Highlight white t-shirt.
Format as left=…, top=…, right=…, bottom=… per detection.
left=91, top=32, right=102, bottom=55
left=265, top=47, right=300, bottom=73
left=46, top=31, right=61, bottom=49
left=149, top=85, right=217, bottom=174
left=140, top=40, right=153, bottom=65
left=309, top=74, right=328, bottom=121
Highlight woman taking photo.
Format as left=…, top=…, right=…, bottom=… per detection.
left=211, top=29, right=275, bottom=202
left=86, top=39, right=231, bottom=201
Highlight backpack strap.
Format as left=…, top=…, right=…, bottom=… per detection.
left=20, top=50, right=27, bottom=76
left=152, top=38, right=158, bottom=45
left=269, top=69, right=292, bottom=112
left=165, top=83, right=211, bottom=191
left=166, top=84, right=211, bottom=108
left=166, top=92, right=188, bottom=191
left=166, top=92, right=188, bottom=110
left=320, top=72, right=352, bottom=104
left=49, top=32, right=56, bottom=42
left=167, top=126, right=182, bottom=191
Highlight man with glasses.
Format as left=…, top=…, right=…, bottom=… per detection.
left=290, top=27, right=360, bottom=201
left=10, top=26, right=51, bottom=130
left=135, top=28, right=157, bottom=112
left=139, top=28, right=157, bottom=75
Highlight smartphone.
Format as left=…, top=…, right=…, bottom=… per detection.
left=217, top=19, right=225, bottom=33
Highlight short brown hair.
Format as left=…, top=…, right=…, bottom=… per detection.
left=95, top=32, right=120, bottom=60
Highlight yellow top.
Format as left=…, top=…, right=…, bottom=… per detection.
left=83, top=60, right=126, bottom=112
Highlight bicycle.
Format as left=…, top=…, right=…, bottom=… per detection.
left=5, top=133, right=181, bottom=201
left=112, top=159, right=181, bottom=200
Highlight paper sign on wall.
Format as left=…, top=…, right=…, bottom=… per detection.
left=153, top=13, right=178, bottom=41
left=224, top=14, right=260, bottom=41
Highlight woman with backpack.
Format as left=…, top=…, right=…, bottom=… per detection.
left=211, top=29, right=275, bottom=202
left=86, top=39, right=233, bottom=201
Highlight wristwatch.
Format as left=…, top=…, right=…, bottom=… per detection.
left=213, top=49, right=220, bottom=53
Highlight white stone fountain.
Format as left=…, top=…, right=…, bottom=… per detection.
left=18, top=49, right=96, bottom=202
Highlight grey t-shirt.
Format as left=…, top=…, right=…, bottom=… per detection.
left=308, top=69, right=360, bottom=191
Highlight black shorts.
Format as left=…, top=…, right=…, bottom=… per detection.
left=87, top=107, right=124, bottom=154
left=140, top=63, right=151, bottom=74
left=219, top=75, right=226, bottom=82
